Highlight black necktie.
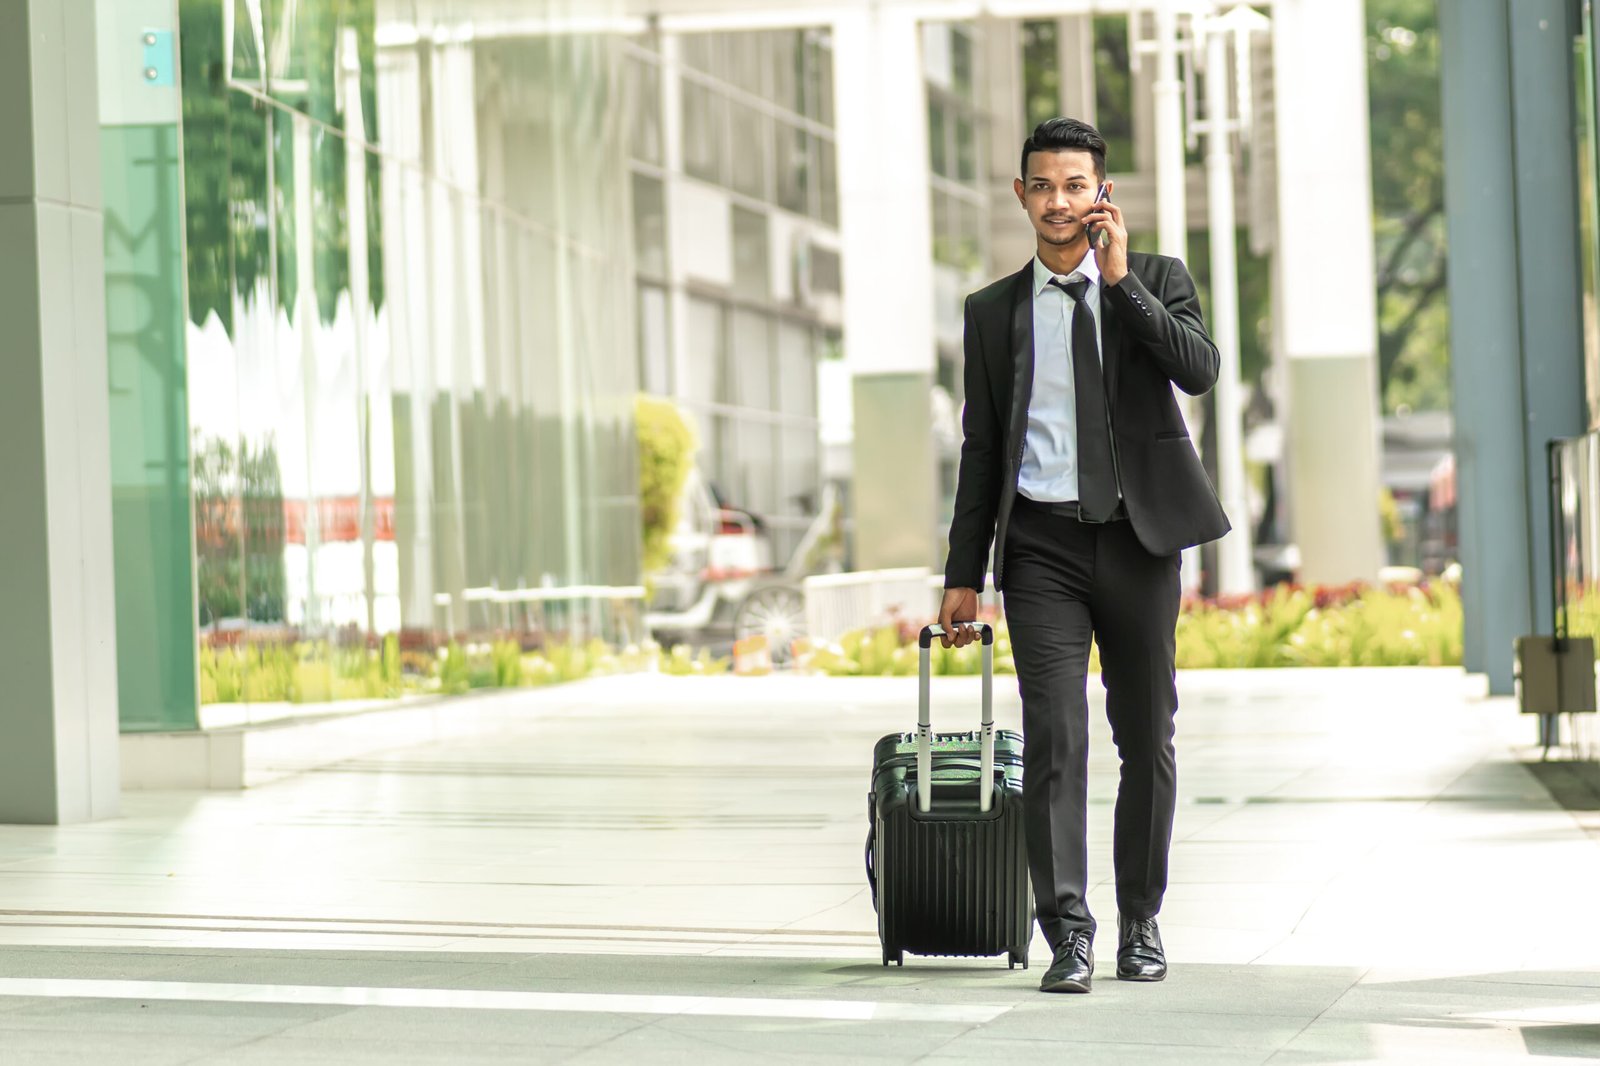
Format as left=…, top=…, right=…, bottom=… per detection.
left=1050, top=275, right=1118, bottom=521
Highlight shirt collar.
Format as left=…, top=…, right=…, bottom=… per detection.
left=1032, top=249, right=1102, bottom=297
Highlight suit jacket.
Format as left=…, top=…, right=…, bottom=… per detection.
left=943, top=252, right=1231, bottom=593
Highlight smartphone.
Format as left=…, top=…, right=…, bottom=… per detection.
left=1086, top=182, right=1110, bottom=248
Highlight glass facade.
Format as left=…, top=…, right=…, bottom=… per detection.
left=96, top=5, right=986, bottom=727
left=169, top=0, right=640, bottom=716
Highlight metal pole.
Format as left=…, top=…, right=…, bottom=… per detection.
left=1201, top=16, right=1254, bottom=594
left=1152, top=2, right=1187, bottom=260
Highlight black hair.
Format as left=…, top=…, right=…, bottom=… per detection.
left=1020, top=118, right=1107, bottom=180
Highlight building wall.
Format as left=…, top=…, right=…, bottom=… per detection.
left=627, top=28, right=838, bottom=566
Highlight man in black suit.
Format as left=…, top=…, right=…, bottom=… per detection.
left=937, top=118, right=1229, bottom=994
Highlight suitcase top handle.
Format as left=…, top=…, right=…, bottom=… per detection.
left=916, top=624, right=996, bottom=815
left=919, top=623, right=995, bottom=649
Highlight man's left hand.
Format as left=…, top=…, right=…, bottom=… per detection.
left=1084, top=189, right=1129, bottom=286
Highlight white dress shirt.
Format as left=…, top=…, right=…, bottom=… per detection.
left=1017, top=250, right=1116, bottom=504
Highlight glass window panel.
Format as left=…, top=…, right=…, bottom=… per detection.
left=818, top=137, right=838, bottom=227
left=777, top=323, right=817, bottom=419
left=931, top=187, right=955, bottom=267
left=638, top=285, right=672, bottom=395
left=683, top=80, right=728, bottom=185
left=731, top=310, right=774, bottom=410
left=928, top=99, right=949, bottom=178
left=229, top=0, right=265, bottom=88
left=686, top=297, right=726, bottom=405
left=682, top=33, right=718, bottom=76
left=730, top=103, right=769, bottom=200
left=632, top=172, right=667, bottom=277
left=1022, top=20, right=1060, bottom=133
left=731, top=419, right=778, bottom=515
left=776, top=124, right=810, bottom=214
left=809, top=245, right=841, bottom=297
left=952, top=27, right=975, bottom=97
left=958, top=197, right=983, bottom=272
left=781, top=425, right=820, bottom=517
left=817, top=38, right=835, bottom=128
left=264, top=0, right=339, bottom=130
left=627, top=55, right=663, bottom=165
left=771, top=31, right=800, bottom=115
left=802, top=31, right=827, bottom=121
left=731, top=206, right=770, bottom=302
left=706, top=413, right=735, bottom=503
left=956, top=114, right=977, bottom=183
left=104, top=109, right=201, bottom=728
left=729, top=30, right=765, bottom=95
left=1093, top=15, right=1136, bottom=167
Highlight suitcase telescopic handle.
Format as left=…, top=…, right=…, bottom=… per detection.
left=917, top=623, right=996, bottom=815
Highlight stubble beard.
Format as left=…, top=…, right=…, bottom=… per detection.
left=1037, top=222, right=1083, bottom=251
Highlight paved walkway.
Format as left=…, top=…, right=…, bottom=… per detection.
left=0, top=668, right=1597, bottom=1063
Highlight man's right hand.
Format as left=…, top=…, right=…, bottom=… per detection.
left=937, top=587, right=981, bottom=648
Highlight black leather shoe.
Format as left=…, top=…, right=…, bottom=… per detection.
left=1039, top=931, right=1094, bottom=993
left=1117, top=916, right=1166, bottom=981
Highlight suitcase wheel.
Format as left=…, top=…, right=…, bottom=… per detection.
left=882, top=947, right=903, bottom=967
left=1009, top=948, right=1028, bottom=971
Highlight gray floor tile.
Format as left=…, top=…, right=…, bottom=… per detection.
left=0, top=672, right=1583, bottom=1064
left=0, top=1028, right=246, bottom=1064
left=0, top=997, right=351, bottom=1038
left=920, top=1037, right=1276, bottom=1066
left=190, top=1036, right=588, bottom=1065
left=275, top=1004, right=658, bottom=1049
left=973, top=1003, right=1308, bottom=1049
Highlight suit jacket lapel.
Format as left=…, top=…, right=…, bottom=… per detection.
left=1007, top=259, right=1127, bottom=422
left=1008, top=265, right=1035, bottom=469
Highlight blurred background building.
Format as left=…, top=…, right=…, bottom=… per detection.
left=10, top=0, right=1599, bottom=821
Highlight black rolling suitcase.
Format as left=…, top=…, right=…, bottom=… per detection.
left=865, top=623, right=1032, bottom=968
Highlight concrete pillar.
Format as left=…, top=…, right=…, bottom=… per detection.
left=1200, top=19, right=1254, bottom=596
left=982, top=16, right=1031, bottom=276
left=1057, top=15, right=1096, bottom=121
left=1269, top=0, right=1384, bottom=585
left=1439, top=0, right=1587, bottom=693
left=1507, top=1, right=1586, bottom=643
left=0, top=0, right=121, bottom=822
left=835, top=8, right=938, bottom=570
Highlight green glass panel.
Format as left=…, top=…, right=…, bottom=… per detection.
left=102, top=123, right=201, bottom=732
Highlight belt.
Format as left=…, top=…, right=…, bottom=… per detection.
left=1015, top=495, right=1128, bottom=524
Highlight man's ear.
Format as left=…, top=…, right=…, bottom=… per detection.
left=1013, top=177, right=1026, bottom=208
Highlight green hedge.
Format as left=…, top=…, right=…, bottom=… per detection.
left=199, top=638, right=728, bottom=706
left=796, top=581, right=1463, bottom=677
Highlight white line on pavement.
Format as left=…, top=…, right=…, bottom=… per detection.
left=0, top=978, right=1010, bottom=1024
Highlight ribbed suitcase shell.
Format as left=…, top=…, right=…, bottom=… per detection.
left=868, top=728, right=1031, bottom=968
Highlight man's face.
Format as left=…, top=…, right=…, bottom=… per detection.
left=1014, top=149, right=1101, bottom=248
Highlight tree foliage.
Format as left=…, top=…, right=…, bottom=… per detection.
left=1367, top=0, right=1449, bottom=412
left=635, top=396, right=698, bottom=576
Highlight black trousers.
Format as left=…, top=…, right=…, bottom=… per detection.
left=1001, top=497, right=1182, bottom=949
